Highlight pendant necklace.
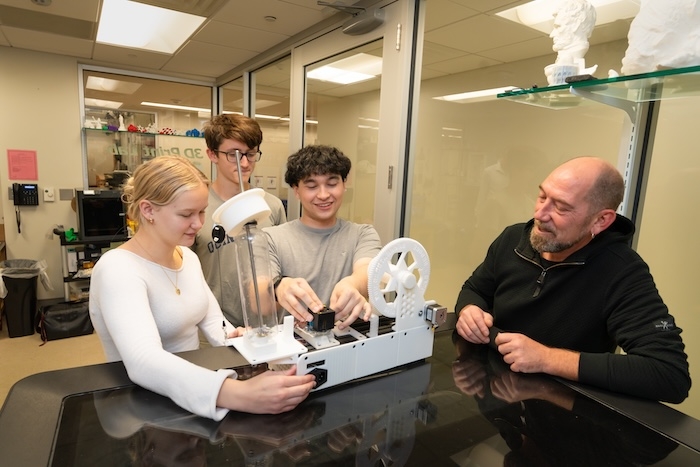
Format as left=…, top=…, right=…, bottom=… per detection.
left=133, top=236, right=182, bottom=295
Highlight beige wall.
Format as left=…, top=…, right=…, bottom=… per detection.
left=636, top=97, right=700, bottom=418
left=0, top=47, right=84, bottom=299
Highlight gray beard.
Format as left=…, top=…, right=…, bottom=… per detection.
left=530, top=227, right=587, bottom=254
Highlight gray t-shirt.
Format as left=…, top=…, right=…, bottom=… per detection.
left=263, top=219, right=382, bottom=306
left=191, top=188, right=286, bottom=326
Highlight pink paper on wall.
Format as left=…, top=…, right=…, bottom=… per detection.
left=7, top=149, right=38, bottom=180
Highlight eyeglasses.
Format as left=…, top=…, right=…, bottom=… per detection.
left=215, top=149, right=262, bottom=163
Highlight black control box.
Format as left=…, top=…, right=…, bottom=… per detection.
left=311, top=307, right=336, bottom=332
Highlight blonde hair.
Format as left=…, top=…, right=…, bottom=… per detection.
left=122, top=156, right=209, bottom=223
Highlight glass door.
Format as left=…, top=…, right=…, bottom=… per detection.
left=289, top=0, right=419, bottom=243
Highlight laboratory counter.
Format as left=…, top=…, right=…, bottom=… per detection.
left=1, top=317, right=699, bottom=466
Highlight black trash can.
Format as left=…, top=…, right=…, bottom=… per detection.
left=1, top=260, right=42, bottom=338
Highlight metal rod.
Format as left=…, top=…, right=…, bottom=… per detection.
left=243, top=222, right=265, bottom=335
left=235, top=150, right=245, bottom=193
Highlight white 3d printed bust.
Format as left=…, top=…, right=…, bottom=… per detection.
left=545, top=0, right=598, bottom=85
left=621, top=0, right=700, bottom=76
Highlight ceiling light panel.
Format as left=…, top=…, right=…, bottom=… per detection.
left=141, top=101, right=210, bottom=112
left=84, top=98, right=123, bottom=109
left=434, top=86, right=520, bottom=104
left=97, top=0, right=206, bottom=54
left=86, top=76, right=142, bottom=94
left=307, top=53, right=383, bottom=85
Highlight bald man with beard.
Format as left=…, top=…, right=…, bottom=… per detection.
left=455, top=156, right=690, bottom=403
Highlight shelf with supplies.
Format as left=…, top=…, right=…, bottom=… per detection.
left=59, top=234, right=123, bottom=302
left=83, top=127, right=204, bottom=139
left=497, top=64, right=700, bottom=115
left=82, top=126, right=210, bottom=189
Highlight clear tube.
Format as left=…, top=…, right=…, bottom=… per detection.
left=234, top=221, right=280, bottom=339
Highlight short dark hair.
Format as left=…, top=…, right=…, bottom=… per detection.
left=284, top=145, right=352, bottom=187
left=202, top=114, right=262, bottom=151
left=586, top=164, right=624, bottom=213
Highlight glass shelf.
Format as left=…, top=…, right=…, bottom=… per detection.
left=83, top=127, right=203, bottom=138
left=497, top=64, right=700, bottom=112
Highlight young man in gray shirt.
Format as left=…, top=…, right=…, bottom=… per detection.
left=265, top=145, right=381, bottom=330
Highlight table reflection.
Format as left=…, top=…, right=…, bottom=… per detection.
left=451, top=334, right=680, bottom=466
left=48, top=331, right=694, bottom=466
left=64, top=362, right=434, bottom=466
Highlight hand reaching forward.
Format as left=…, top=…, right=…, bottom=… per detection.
left=218, top=366, right=316, bottom=414
left=330, top=276, right=372, bottom=329
left=274, top=277, right=324, bottom=323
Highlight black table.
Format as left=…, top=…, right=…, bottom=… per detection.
left=2, top=319, right=700, bottom=466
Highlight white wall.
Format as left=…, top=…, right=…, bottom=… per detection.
left=0, top=48, right=84, bottom=299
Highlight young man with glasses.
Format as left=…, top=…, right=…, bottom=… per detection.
left=193, top=114, right=286, bottom=327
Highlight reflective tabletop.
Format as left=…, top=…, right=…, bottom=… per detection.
left=2, top=318, right=699, bottom=466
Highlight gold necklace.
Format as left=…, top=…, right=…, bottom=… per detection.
left=132, top=236, right=182, bottom=295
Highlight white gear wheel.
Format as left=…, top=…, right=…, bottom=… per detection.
left=368, top=238, right=430, bottom=319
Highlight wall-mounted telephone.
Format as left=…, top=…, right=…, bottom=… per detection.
left=12, top=183, right=39, bottom=206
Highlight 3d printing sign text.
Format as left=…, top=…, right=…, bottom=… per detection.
left=111, top=144, right=204, bottom=159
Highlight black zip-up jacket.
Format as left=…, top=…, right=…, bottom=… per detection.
left=455, top=216, right=691, bottom=403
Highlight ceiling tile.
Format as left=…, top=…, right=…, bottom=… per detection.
left=448, top=0, right=525, bottom=14
left=193, top=20, right=289, bottom=53
left=590, top=19, right=633, bottom=46
left=426, top=14, right=541, bottom=53
left=92, top=43, right=172, bottom=72
left=161, top=40, right=256, bottom=78
left=2, top=27, right=92, bottom=58
left=0, top=0, right=99, bottom=21
left=254, top=59, right=293, bottom=88
left=480, top=37, right=554, bottom=63
left=421, top=41, right=471, bottom=66
left=424, top=0, right=478, bottom=32
left=212, top=0, right=332, bottom=36
left=425, top=52, right=502, bottom=74
left=420, top=67, right=449, bottom=81
left=0, top=4, right=96, bottom=39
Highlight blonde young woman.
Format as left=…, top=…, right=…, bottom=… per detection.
left=89, top=156, right=314, bottom=420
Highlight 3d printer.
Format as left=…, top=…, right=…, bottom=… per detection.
left=213, top=161, right=446, bottom=391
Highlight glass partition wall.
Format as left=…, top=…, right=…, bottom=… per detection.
left=410, top=1, right=699, bottom=419
left=409, top=39, right=630, bottom=319
left=252, top=57, right=293, bottom=204
left=80, top=68, right=213, bottom=186
left=220, top=58, right=293, bottom=207
left=303, top=42, right=383, bottom=224
left=635, top=97, right=700, bottom=418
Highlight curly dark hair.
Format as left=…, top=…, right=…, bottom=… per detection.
left=284, top=145, right=352, bottom=187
